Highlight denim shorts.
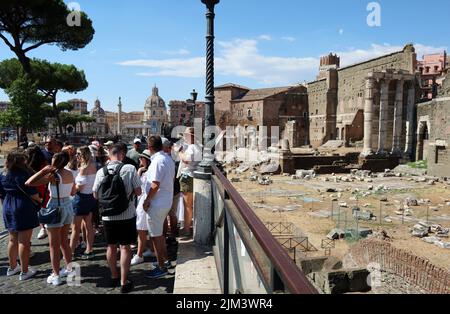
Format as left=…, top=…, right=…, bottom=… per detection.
left=45, top=197, right=74, bottom=229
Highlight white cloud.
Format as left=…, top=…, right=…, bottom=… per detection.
left=118, top=40, right=447, bottom=86
left=258, top=35, right=272, bottom=41
left=281, top=36, right=296, bottom=42
left=339, top=29, right=344, bottom=35
left=165, top=48, right=190, bottom=56
left=337, top=43, right=447, bottom=67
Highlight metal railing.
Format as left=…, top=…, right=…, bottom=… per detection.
left=211, top=164, right=318, bottom=294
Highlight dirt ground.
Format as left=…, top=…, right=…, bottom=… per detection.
left=0, top=141, right=18, bottom=155
left=230, top=171, right=450, bottom=271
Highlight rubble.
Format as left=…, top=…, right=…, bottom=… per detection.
left=258, top=175, right=272, bottom=186
left=231, top=177, right=241, bottom=183
left=404, top=198, right=418, bottom=207
left=295, top=170, right=316, bottom=179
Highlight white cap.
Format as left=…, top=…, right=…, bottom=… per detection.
left=134, top=138, right=141, bottom=144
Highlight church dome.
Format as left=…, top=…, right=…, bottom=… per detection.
left=91, top=98, right=105, bottom=116
left=145, top=85, right=165, bottom=109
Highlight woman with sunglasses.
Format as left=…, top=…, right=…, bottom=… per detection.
left=69, top=146, right=96, bottom=260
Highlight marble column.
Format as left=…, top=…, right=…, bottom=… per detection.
left=391, top=79, right=404, bottom=155
left=404, top=85, right=416, bottom=159
left=362, top=77, right=376, bottom=156
left=377, top=80, right=390, bottom=154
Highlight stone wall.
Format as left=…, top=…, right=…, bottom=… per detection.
left=348, top=239, right=450, bottom=294
left=417, top=77, right=450, bottom=178
left=308, top=45, right=417, bottom=149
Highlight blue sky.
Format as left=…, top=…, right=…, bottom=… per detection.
left=0, top=0, right=449, bottom=112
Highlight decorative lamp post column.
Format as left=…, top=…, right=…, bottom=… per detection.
left=193, top=0, right=220, bottom=246
left=198, top=0, right=219, bottom=173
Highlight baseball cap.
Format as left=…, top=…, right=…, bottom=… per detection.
left=161, top=137, right=173, bottom=148
left=105, top=141, right=114, bottom=146
left=134, top=138, right=141, bottom=144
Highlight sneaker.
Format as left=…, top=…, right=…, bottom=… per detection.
left=169, top=260, right=177, bottom=268
left=130, top=254, right=144, bottom=266
left=59, top=267, right=75, bottom=278
left=149, top=261, right=175, bottom=272
left=6, top=265, right=21, bottom=277
left=120, top=280, right=134, bottom=294
left=37, top=228, right=47, bottom=240
left=142, top=249, right=156, bottom=258
left=146, top=267, right=168, bottom=279
left=47, top=273, right=62, bottom=286
left=81, top=251, right=94, bottom=260
left=19, top=267, right=37, bottom=281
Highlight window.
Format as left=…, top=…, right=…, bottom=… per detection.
left=434, top=66, right=439, bottom=72
left=425, top=67, right=430, bottom=73
left=247, top=109, right=252, bottom=118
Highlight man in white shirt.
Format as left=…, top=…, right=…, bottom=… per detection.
left=142, top=136, right=175, bottom=279
left=176, top=127, right=202, bottom=237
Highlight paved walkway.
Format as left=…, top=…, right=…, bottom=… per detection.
left=0, top=227, right=177, bottom=294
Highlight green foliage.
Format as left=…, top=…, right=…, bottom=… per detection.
left=0, top=76, right=47, bottom=130
left=407, top=160, right=428, bottom=169
left=0, top=0, right=95, bottom=72
left=0, top=58, right=89, bottom=135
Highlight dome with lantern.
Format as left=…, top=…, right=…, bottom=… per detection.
left=145, top=85, right=166, bottom=109
left=91, top=98, right=105, bottom=116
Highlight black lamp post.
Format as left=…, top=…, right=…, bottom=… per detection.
left=199, top=0, right=219, bottom=172
left=187, top=89, right=198, bottom=126
left=191, top=89, right=198, bottom=122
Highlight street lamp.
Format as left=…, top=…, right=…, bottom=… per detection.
left=199, top=0, right=219, bottom=173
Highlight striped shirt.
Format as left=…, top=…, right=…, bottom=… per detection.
left=92, top=161, right=141, bottom=222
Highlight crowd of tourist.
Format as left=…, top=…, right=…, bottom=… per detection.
left=0, top=127, right=201, bottom=293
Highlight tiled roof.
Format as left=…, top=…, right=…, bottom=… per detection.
left=215, top=83, right=250, bottom=90
left=232, top=86, right=294, bottom=102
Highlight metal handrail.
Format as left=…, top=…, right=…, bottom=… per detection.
left=212, top=165, right=318, bottom=294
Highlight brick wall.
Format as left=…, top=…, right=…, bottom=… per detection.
left=348, top=239, right=450, bottom=294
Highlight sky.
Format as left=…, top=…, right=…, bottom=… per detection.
left=0, top=0, right=449, bottom=113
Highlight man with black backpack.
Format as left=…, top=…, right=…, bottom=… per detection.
left=93, top=144, right=142, bottom=293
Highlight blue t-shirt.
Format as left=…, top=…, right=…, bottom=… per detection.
left=41, top=149, right=53, bottom=164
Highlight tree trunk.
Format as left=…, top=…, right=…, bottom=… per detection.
left=16, top=126, right=20, bottom=147
left=52, top=97, right=63, bottom=137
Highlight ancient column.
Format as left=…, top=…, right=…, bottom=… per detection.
left=392, top=79, right=404, bottom=155
left=404, top=85, right=416, bottom=159
left=362, top=77, right=376, bottom=156
left=377, top=80, right=390, bottom=154
left=117, top=97, right=122, bottom=135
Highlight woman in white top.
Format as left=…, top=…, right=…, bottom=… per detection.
left=131, top=150, right=155, bottom=266
left=70, top=146, right=97, bottom=260
left=26, top=152, right=76, bottom=286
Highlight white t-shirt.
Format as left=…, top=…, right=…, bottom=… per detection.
left=177, top=143, right=202, bottom=178
left=92, top=161, right=141, bottom=221
left=146, top=151, right=175, bottom=211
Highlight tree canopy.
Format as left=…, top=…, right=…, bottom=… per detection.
left=0, top=58, right=89, bottom=136
left=0, top=0, right=95, bottom=72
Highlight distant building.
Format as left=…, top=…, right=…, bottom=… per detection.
left=90, top=98, right=107, bottom=135
left=0, top=101, right=10, bottom=112
left=215, top=83, right=309, bottom=149
left=167, top=100, right=205, bottom=127
left=142, top=86, right=168, bottom=136
left=417, top=52, right=447, bottom=100
left=67, top=98, right=88, bottom=115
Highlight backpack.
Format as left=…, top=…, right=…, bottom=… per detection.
left=97, top=163, right=130, bottom=217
